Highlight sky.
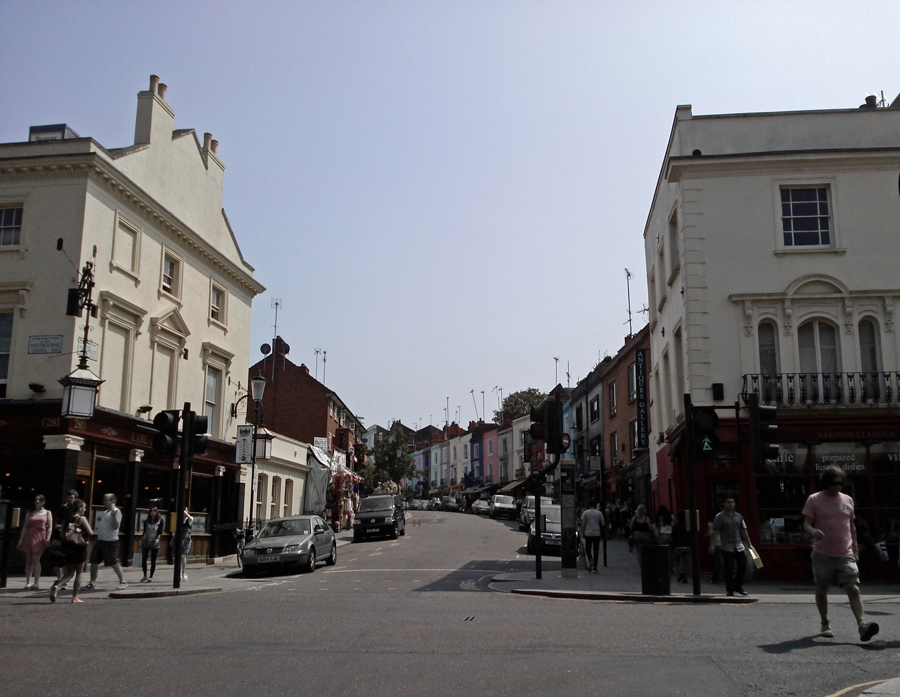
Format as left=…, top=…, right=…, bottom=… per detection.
left=2, top=1, right=899, bottom=431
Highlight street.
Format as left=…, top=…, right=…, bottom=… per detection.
left=1, top=510, right=897, bottom=697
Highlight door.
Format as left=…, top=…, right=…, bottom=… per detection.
left=798, top=319, right=841, bottom=403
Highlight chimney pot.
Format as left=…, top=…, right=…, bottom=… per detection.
left=203, top=132, right=212, bottom=151
left=210, top=139, right=218, bottom=154
left=157, top=83, right=167, bottom=100
left=149, top=75, right=160, bottom=93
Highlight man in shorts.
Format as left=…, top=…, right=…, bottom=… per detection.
left=802, top=466, right=878, bottom=642
left=86, top=493, right=127, bottom=590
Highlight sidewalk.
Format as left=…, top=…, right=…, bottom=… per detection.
left=491, top=539, right=900, bottom=605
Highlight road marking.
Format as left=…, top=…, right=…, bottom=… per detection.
left=324, top=568, right=506, bottom=573
left=368, top=552, right=382, bottom=556
left=822, top=680, right=888, bottom=697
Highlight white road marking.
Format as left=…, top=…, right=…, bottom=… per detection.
left=368, top=552, right=382, bottom=557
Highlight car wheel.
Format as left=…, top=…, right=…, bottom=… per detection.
left=306, top=549, right=316, bottom=573
left=400, top=521, right=406, bottom=536
left=391, top=523, right=399, bottom=540
left=353, top=532, right=363, bottom=543
left=326, top=543, right=337, bottom=566
left=244, top=567, right=256, bottom=578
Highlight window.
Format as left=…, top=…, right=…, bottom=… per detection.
left=673, top=328, right=685, bottom=402
left=667, top=209, right=680, bottom=282
left=452, top=446, right=457, bottom=460
left=0, top=311, right=11, bottom=398
left=609, top=383, right=617, bottom=417
left=112, top=215, right=140, bottom=278
left=161, top=251, right=181, bottom=298
left=798, top=319, right=840, bottom=374
left=0, top=205, right=23, bottom=246
left=758, top=321, right=780, bottom=376
left=210, top=284, right=226, bottom=324
left=589, top=396, right=600, bottom=423
left=628, top=362, right=637, bottom=402
left=781, top=187, right=831, bottom=247
left=575, top=406, right=583, bottom=431
left=630, top=420, right=639, bottom=451
left=256, top=474, right=267, bottom=523
left=487, top=440, right=493, bottom=456
left=204, top=367, right=221, bottom=432
left=474, top=443, right=480, bottom=459
left=657, top=246, right=667, bottom=309
left=859, top=319, right=880, bottom=373
left=284, top=480, right=293, bottom=517
left=610, top=433, right=618, bottom=464
left=502, top=439, right=508, bottom=454
left=270, top=477, right=281, bottom=520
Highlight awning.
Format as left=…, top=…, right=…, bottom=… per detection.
left=497, top=478, right=527, bottom=493
left=462, top=486, right=481, bottom=495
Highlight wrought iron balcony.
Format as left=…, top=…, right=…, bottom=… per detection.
left=742, top=373, right=900, bottom=407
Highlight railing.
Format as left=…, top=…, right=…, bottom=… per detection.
left=742, top=373, right=900, bottom=407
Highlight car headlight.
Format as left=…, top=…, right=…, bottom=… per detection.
left=243, top=549, right=256, bottom=557
left=282, top=545, right=300, bottom=555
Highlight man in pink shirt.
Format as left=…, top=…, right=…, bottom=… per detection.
left=802, top=465, right=878, bottom=642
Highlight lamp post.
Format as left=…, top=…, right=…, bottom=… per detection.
left=59, top=259, right=103, bottom=418
left=246, top=374, right=267, bottom=538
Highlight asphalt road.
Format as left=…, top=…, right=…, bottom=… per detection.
left=0, top=510, right=897, bottom=697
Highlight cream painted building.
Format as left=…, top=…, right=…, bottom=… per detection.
left=643, top=98, right=900, bottom=581
left=0, top=75, right=265, bottom=562
left=244, top=434, right=309, bottom=525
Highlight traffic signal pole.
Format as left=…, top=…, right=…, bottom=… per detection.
left=173, top=404, right=192, bottom=589
left=684, top=394, right=702, bottom=596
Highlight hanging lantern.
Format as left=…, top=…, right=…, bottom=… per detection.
left=59, top=367, right=104, bottom=419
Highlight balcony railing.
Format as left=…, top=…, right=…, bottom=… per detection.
left=742, top=373, right=900, bottom=407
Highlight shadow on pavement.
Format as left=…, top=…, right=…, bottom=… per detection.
left=759, top=636, right=900, bottom=653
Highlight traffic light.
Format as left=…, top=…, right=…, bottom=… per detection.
left=748, top=393, right=779, bottom=464
left=187, top=411, right=209, bottom=457
left=545, top=397, right=570, bottom=455
left=529, top=399, right=550, bottom=442
left=152, top=410, right=180, bottom=457
left=693, top=407, right=719, bottom=459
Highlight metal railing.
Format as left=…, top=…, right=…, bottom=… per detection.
left=742, top=372, right=900, bottom=407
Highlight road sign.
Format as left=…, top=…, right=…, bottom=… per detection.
left=236, top=425, right=253, bottom=464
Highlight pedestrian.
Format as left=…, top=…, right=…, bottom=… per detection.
left=629, top=504, right=656, bottom=564
left=706, top=515, right=724, bottom=584
left=86, top=493, right=127, bottom=590
left=50, top=499, right=93, bottom=604
left=656, top=505, right=674, bottom=546
left=711, top=496, right=752, bottom=597
left=803, top=465, right=879, bottom=642
left=180, top=507, right=193, bottom=581
left=139, top=506, right=164, bottom=583
left=17, top=494, right=52, bottom=589
left=49, top=489, right=78, bottom=588
left=580, top=501, right=605, bottom=573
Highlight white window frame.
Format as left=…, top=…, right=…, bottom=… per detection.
left=209, top=280, right=227, bottom=331
left=667, top=206, right=680, bottom=285
left=609, top=383, right=617, bottom=417
left=159, top=247, right=184, bottom=302
left=110, top=212, right=141, bottom=285
left=772, top=179, right=844, bottom=255
left=0, top=203, right=24, bottom=250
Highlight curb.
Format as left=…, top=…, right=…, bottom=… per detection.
left=510, top=588, right=759, bottom=604
left=108, top=586, right=224, bottom=600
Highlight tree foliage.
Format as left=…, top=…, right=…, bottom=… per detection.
left=493, top=388, right=547, bottom=423
left=367, top=426, right=416, bottom=494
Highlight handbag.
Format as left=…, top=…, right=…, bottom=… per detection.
left=749, top=545, right=763, bottom=570
left=65, top=522, right=86, bottom=547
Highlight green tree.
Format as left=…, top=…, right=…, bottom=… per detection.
left=493, top=388, right=547, bottom=423
left=371, top=426, right=416, bottom=492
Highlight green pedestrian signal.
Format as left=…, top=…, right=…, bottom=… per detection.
left=693, top=407, right=719, bottom=459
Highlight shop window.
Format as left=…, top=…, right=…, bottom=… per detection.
left=758, top=511, right=810, bottom=545
left=190, top=474, right=213, bottom=513
left=873, top=475, right=900, bottom=509
left=137, top=468, right=171, bottom=509
left=869, top=443, right=900, bottom=474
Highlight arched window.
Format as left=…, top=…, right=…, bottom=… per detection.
left=798, top=319, right=841, bottom=404
left=798, top=319, right=840, bottom=374
left=758, top=321, right=780, bottom=376
left=859, top=318, right=882, bottom=402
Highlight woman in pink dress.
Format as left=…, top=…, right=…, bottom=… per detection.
left=17, top=494, right=52, bottom=590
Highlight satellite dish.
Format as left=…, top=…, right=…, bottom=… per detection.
left=280, top=343, right=290, bottom=356
left=260, top=343, right=272, bottom=356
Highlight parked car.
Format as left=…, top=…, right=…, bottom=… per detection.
left=526, top=504, right=562, bottom=555
left=428, top=497, right=442, bottom=510
left=518, top=495, right=554, bottom=532
left=470, top=497, right=491, bottom=515
left=441, top=496, right=460, bottom=512
left=241, top=515, right=336, bottom=576
left=489, top=494, right=517, bottom=520
left=353, top=494, right=406, bottom=542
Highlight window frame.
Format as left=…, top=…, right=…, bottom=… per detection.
left=0, top=310, right=12, bottom=399
left=772, top=179, right=844, bottom=255
left=628, top=362, right=637, bottom=402
left=0, top=203, right=24, bottom=249
left=589, top=395, right=600, bottom=423
left=609, top=382, right=617, bottom=417
left=110, top=212, right=142, bottom=284
left=159, top=247, right=184, bottom=302
left=209, top=280, right=227, bottom=330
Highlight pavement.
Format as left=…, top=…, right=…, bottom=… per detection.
left=489, top=538, right=900, bottom=607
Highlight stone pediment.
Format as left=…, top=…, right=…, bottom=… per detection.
left=787, top=275, right=848, bottom=297
left=151, top=307, right=190, bottom=342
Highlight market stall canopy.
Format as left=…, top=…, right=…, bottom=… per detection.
left=497, top=478, right=527, bottom=493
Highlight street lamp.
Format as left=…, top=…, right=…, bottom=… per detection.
left=59, top=256, right=102, bottom=418
left=246, top=373, right=267, bottom=537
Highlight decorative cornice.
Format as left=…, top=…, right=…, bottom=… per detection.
left=0, top=153, right=265, bottom=297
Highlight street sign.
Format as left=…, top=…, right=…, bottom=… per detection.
left=77, top=337, right=99, bottom=361
left=236, top=425, right=253, bottom=464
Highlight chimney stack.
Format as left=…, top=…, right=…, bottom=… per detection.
left=134, top=74, right=175, bottom=145
left=157, top=83, right=167, bottom=100
left=203, top=132, right=212, bottom=151
left=149, top=75, right=160, bottom=94
left=210, top=139, right=218, bottom=154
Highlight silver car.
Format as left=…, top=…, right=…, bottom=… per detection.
left=241, top=515, right=336, bottom=576
left=526, top=504, right=562, bottom=555
left=518, top=495, right=554, bottom=531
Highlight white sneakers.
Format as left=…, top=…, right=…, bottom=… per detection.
left=115, top=582, right=128, bottom=590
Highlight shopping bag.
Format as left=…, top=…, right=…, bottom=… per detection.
left=749, top=546, right=763, bottom=570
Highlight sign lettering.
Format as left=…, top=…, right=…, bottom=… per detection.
left=635, top=349, right=649, bottom=449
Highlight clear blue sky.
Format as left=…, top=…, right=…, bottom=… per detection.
left=3, top=1, right=898, bottom=430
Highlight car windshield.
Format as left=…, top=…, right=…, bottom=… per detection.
left=258, top=519, right=310, bottom=538
left=526, top=497, right=553, bottom=509
left=494, top=496, right=513, bottom=505
left=541, top=507, right=562, bottom=524
left=359, top=498, right=393, bottom=512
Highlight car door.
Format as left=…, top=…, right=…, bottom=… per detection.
left=313, top=517, right=327, bottom=556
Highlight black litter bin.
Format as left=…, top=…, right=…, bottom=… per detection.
left=640, top=543, right=671, bottom=596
